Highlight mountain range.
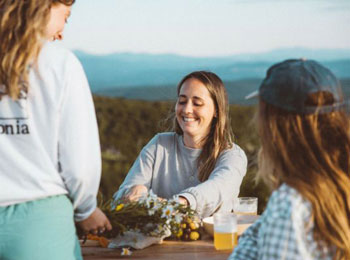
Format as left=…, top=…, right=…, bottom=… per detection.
left=74, top=47, right=350, bottom=103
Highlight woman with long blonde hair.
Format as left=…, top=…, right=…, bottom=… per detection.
left=0, top=1, right=111, bottom=259
left=113, top=71, right=247, bottom=217
left=230, top=59, right=350, bottom=260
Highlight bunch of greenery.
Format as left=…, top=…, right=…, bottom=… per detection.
left=100, top=191, right=200, bottom=240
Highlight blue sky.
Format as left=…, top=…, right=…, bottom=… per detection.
left=60, top=0, right=350, bottom=57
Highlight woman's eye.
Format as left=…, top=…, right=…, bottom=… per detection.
left=178, top=99, right=186, bottom=104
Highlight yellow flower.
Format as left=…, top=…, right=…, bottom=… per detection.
left=189, top=231, right=200, bottom=241
left=189, top=222, right=198, bottom=230
left=176, top=229, right=183, bottom=238
left=121, top=247, right=132, bottom=256
left=115, top=203, right=124, bottom=212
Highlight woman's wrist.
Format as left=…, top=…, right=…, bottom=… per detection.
left=179, top=196, right=189, bottom=206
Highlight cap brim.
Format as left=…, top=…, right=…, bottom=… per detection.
left=302, top=100, right=350, bottom=114
left=245, top=90, right=259, bottom=100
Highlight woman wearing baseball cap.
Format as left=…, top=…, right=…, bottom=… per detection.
left=230, top=59, right=350, bottom=260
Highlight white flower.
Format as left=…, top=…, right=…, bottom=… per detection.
left=167, top=198, right=175, bottom=205
left=121, top=248, right=132, bottom=256
left=161, top=205, right=174, bottom=219
left=138, top=194, right=148, bottom=204
left=174, top=213, right=182, bottom=224
left=148, top=208, right=156, bottom=216
left=144, top=195, right=153, bottom=208
left=153, top=200, right=162, bottom=210
left=149, top=189, right=158, bottom=200
left=172, top=195, right=181, bottom=204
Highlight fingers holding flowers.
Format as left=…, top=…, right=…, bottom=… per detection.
left=77, top=207, right=112, bottom=235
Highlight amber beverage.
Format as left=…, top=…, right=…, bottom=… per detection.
left=234, top=197, right=258, bottom=216
left=234, top=211, right=257, bottom=216
left=213, top=213, right=237, bottom=250
left=214, top=230, right=238, bottom=250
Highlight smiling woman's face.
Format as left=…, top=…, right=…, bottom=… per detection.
left=46, top=3, right=71, bottom=41
left=175, top=78, right=216, bottom=148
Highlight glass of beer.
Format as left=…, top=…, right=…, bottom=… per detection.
left=234, top=197, right=258, bottom=215
left=213, top=213, right=238, bottom=250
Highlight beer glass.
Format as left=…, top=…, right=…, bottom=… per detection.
left=234, top=197, right=258, bottom=215
left=213, top=213, right=238, bottom=250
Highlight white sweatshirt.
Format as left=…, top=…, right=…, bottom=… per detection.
left=0, top=43, right=101, bottom=221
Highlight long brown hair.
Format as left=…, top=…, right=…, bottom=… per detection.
left=0, top=0, right=75, bottom=100
left=173, top=71, right=234, bottom=182
left=258, top=91, right=350, bottom=259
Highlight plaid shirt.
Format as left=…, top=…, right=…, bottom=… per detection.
left=229, top=184, right=335, bottom=260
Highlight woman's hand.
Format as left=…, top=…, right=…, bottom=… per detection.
left=77, top=207, right=112, bottom=235
left=179, top=196, right=189, bottom=206
left=123, top=184, right=148, bottom=202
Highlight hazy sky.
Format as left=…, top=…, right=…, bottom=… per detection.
left=60, top=0, right=350, bottom=57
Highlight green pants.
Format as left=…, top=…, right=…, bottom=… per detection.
left=0, top=195, right=82, bottom=260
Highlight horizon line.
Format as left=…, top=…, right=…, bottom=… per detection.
left=70, top=46, right=350, bottom=58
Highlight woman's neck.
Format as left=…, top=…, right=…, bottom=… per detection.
left=183, top=135, right=204, bottom=149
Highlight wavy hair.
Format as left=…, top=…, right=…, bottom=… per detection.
left=258, top=91, right=350, bottom=259
left=0, top=0, right=75, bottom=100
left=173, top=71, right=234, bottom=182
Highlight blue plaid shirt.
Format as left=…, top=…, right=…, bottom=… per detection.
left=229, top=184, right=335, bottom=260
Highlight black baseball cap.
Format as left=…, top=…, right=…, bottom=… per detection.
left=246, top=59, right=349, bottom=114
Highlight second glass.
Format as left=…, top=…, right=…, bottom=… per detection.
left=234, top=197, right=258, bottom=215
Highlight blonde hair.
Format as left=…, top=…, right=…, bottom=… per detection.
left=0, top=0, right=75, bottom=100
left=174, top=71, right=234, bottom=182
left=258, top=91, right=350, bottom=259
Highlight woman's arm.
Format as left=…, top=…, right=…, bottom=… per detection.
left=57, top=51, right=102, bottom=222
left=178, top=144, right=247, bottom=217
left=112, top=134, right=159, bottom=201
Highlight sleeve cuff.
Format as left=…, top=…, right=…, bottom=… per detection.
left=74, top=199, right=97, bottom=222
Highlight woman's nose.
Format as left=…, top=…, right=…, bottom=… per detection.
left=183, top=102, right=193, bottom=113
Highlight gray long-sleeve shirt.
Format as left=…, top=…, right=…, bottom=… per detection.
left=114, top=132, right=247, bottom=217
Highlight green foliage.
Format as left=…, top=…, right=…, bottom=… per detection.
left=94, top=95, right=270, bottom=213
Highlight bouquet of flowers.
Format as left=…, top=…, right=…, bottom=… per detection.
left=100, top=190, right=201, bottom=242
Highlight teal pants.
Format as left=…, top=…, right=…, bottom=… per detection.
left=0, top=195, right=82, bottom=260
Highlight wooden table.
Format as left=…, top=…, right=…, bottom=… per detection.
left=82, top=236, right=232, bottom=260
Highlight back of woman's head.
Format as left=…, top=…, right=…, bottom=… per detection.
left=174, top=71, right=234, bottom=181
left=0, top=0, right=75, bottom=100
left=257, top=59, right=350, bottom=259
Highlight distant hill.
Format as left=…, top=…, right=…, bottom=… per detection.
left=74, top=48, right=350, bottom=94
left=95, top=78, right=350, bottom=105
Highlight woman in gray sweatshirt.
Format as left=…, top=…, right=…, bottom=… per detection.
left=114, top=71, right=247, bottom=218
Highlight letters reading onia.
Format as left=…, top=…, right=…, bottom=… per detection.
left=0, top=120, right=30, bottom=135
